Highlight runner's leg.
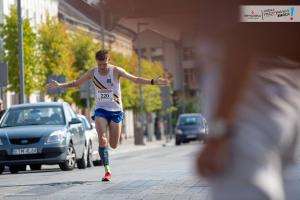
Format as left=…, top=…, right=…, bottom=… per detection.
left=95, top=117, right=108, bottom=147
left=108, top=121, right=122, bottom=149
left=95, top=117, right=111, bottom=181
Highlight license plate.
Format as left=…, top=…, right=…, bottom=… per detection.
left=12, top=148, right=38, bottom=155
left=186, top=135, right=197, bottom=139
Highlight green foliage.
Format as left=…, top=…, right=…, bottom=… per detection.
left=141, top=60, right=164, bottom=112
left=37, top=16, right=75, bottom=103
left=0, top=7, right=167, bottom=113
left=69, top=28, right=100, bottom=109
left=70, top=28, right=99, bottom=73
left=109, top=51, right=138, bottom=110
left=0, top=6, right=43, bottom=95
left=172, top=96, right=201, bottom=126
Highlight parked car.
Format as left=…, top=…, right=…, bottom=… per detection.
left=175, top=113, right=208, bottom=145
left=77, top=114, right=102, bottom=167
left=0, top=102, right=88, bottom=174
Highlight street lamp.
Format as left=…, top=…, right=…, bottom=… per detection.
left=17, top=0, right=25, bottom=103
left=136, top=22, right=148, bottom=144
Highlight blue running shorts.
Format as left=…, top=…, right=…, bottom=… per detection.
left=92, top=108, right=124, bottom=123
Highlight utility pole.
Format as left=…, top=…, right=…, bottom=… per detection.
left=100, top=0, right=105, bottom=49
left=17, top=0, right=25, bottom=103
left=87, top=82, right=91, bottom=116
left=136, top=22, right=148, bottom=145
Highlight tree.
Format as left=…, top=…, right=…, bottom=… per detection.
left=0, top=6, right=42, bottom=96
left=38, top=16, right=75, bottom=103
left=71, top=28, right=100, bottom=73
left=141, top=59, right=164, bottom=112
left=69, top=28, right=100, bottom=109
left=172, top=96, right=201, bottom=126
left=109, top=51, right=139, bottom=110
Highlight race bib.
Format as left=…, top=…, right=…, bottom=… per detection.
left=96, top=90, right=113, bottom=102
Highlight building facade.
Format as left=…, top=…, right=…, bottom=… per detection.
left=133, top=30, right=183, bottom=92
left=0, top=0, right=59, bottom=108
left=60, top=0, right=134, bottom=57
left=0, top=0, right=58, bottom=27
left=133, top=29, right=200, bottom=99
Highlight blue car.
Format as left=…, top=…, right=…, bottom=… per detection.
left=0, top=102, right=87, bottom=174
left=175, top=113, right=208, bottom=145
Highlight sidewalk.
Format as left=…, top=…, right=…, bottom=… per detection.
left=109, top=137, right=173, bottom=155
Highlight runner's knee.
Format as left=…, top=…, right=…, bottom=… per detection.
left=110, top=142, right=118, bottom=149
left=99, top=136, right=108, bottom=147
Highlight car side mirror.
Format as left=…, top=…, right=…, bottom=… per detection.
left=69, top=118, right=82, bottom=125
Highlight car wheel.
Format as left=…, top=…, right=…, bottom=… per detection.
left=93, top=159, right=103, bottom=166
left=9, top=165, right=26, bottom=174
left=175, top=139, right=181, bottom=146
left=87, top=142, right=94, bottom=168
left=59, top=143, right=76, bottom=171
left=77, top=144, right=88, bottom=169
left=0, top=165, right=4, bottom=175
left=30, top=164, right=42, bottom=171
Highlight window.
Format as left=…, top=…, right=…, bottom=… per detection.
left=78, top=116, right=91, bottom=130
left=151, top=47, right=164, bottom=62
left=0, top=106, right=65, bottom=127
left=183, top=47, right=195, bottom=60
left=184, top=68, right=198, bottom=90
left=26, top=10, right=29, bottom=19
left=134, top=48, right=147, bottom=59
left=179, top=116, right=204, bottom=126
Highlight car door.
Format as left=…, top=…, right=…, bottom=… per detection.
left=85, top=118, right=99, bottom=159
left=64, top=104, right=84, bottom=158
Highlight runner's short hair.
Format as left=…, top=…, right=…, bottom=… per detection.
left=95, top=50, right=109, bottom=61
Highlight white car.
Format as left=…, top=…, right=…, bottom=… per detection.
left=77, top=114, right=102, bottom=167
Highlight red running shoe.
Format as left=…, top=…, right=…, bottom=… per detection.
left=102, top=172, right=112, bottom=182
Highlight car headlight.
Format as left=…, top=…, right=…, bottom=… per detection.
left=199, top=127, right=206, bottom=133
left=0, top=138, right=3, bottom=146
left=176, top=129, right=183, bottom=134
left=45, top=130, right=66, bottom=144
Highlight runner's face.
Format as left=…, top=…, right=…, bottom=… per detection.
left=97, top=58, right=109, bottom=71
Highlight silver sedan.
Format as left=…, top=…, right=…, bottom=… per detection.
left=77, top=114, right=102, bottom=167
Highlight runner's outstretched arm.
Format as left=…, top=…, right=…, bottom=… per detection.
left=46, top=69, right=94, bottom=89
left=116, top=67, right=169, bottom=86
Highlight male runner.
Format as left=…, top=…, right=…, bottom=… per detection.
left=46, top=50, right=168, bottom=181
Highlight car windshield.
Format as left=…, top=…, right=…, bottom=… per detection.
left=179, top=115, right=204, bottom=126
left=0, top=106, right=65, bottom=127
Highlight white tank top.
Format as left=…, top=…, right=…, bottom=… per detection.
left=92, top=65, right=122, bottom=111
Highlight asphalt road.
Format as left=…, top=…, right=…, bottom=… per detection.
left=0, top=141, right=210, bottom=200
left=1, top=140, right=300, bottom=200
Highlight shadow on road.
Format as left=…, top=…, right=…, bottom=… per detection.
left=0, top=180, right=101, bottom=188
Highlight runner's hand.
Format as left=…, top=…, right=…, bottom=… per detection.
left=196, top=137, right=229, bottom=177
left=154, top=76, right=169, bottom=86
left=46, top=80, right=61, bottom=89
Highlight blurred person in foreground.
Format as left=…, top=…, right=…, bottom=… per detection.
left=195, top=1, right=300, bottom=200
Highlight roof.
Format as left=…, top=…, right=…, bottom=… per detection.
left=104, top=0, right=201, bottom=18
left=59, top=0, right=101, bottom=31
left=60, top=0, right=135, bottom=39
